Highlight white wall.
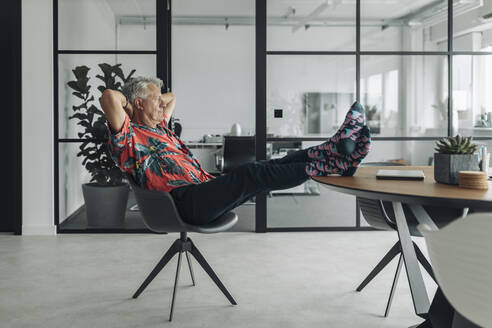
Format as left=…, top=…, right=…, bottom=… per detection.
left=22, top=0, right=55, bottom=235
left=172, top=25, right=256, bottom=141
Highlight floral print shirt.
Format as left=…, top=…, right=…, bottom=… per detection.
left=107, top=114, right=214, bottom=192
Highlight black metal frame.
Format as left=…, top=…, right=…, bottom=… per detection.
left=54, top=0, right=492, bottom=233
left=54, top=0, right=162, bottom=233
left=1, top=0, right=23, bottom=234
left=256, top=0, right=492, bottom=232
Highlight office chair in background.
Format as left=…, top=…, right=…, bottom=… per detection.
left=125, top=174, right=238, bottom=321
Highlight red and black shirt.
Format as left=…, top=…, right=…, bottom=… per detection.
left=107, top=114, right=214, bottom=192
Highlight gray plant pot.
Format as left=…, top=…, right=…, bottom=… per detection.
left=433, top=153, right=480, bottom=185
left=82, top=183, right=130, bottom=228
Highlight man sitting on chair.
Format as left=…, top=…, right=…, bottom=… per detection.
left=100, top=76, right=372, bottom=225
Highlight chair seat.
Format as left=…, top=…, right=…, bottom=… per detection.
left=186, top=212, right=238, bottom=234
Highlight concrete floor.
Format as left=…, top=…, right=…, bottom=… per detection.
left=0, top=231, right=436, bottom=328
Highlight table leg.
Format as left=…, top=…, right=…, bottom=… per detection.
left=408, top=204, right=439, bottom=231
left=392, top=201, right=430, bottom=318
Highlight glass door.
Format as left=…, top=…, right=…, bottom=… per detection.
left=265, top=0, right=359, bottom=229
left=171, top=0, right=256, bottom=230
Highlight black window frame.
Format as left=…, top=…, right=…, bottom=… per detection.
left=53, top=0, right=492, bottom=233
left=256, top=0, right=492, bottom=232
left=53, top=0, right=170, bottom=233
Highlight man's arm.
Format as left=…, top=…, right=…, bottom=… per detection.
left=160, top=92, right=176, bottom=120
left=100, top=89, right=130, bottom=133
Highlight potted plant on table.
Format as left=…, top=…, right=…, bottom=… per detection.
left=434, top=135, right=479, bottom=185
left=67, top=64, right=135, bottom=227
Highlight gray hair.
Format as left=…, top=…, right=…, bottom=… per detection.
left=121, top=76, right=164, bottom=105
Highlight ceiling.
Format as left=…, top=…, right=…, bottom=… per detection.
left=102, top=0, right=443, bottom=18
left=101, top=0, right=479, bottom=26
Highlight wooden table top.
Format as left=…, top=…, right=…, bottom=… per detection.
left=313, top=166, right=492, bottom=210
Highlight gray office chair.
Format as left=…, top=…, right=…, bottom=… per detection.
left=355, top=162, right=460, bottom=317
left=125, top=174, right=238, bottom=321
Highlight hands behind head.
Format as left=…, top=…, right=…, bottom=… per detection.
left=123, top=99, right=134, bottom=119
left=160, top=92, right=175, bottom=108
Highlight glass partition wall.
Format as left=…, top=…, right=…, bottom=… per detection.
left=171, top=1, right=256, bottom=230
left=262, top=0, right=492, bottom=232
left=55, top=0, right=160, bottom=232
left=54, top=0, right=492, bottom=233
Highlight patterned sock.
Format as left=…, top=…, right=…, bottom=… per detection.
left=307, top=101, right=365, bottom=159
left=305, top=158, right=351, bottom=177
left=340, top=126, right=372, bottom=176
left=345, top=125, right=371, bottom=162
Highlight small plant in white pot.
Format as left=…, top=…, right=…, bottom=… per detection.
left=434, top=135, right=479, bottom=185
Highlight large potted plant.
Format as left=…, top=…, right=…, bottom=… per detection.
left=434, top=135, right=479, bottom=185
left=67, top=64, right=135, bottom=227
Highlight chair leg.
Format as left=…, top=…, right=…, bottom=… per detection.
left=413, top=242, right=436, bottom=282
left=188, top=238, right=237, bottom=305
left=169, top=252, right=183, bottom=322
left=384, top=254, right=403, bottom=317
left=356, top=241, right=401, bottom=292
left=132, top=240, right=180, bottom=299
left=185, top=251, right=196, bottom=286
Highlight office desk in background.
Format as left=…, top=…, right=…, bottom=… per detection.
left=185, top=141, right=223, bottom=174
left=313, top=166, right=492, bottom=319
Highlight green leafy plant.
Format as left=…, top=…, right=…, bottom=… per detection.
left=364, top=105, right=380, bottom=121
left=435, top=135, right=477, bottom=154
left=67, top=64, right=135, bottom=185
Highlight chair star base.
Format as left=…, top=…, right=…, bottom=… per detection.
left=132, top=232, right=237, bottom=321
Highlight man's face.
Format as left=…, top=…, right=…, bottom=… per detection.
left=139, top=83, right=164, bottom=124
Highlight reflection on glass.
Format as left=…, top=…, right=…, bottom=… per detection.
left=58, top=0, right=156, bottom=50
left=361, top=0, right=447, bottom=51
left=267, top=0, right=355, bottom=51
left=361, top=55, right=448, bottom=137
left=453, top=0, right=488, bottom=51
left=59, top=54, right=156, bottom=139
left=59, top=142, right=94, bottom=223
left=267, top=55, right=355, bottom=137
left=454, top=55, right=492, bottom=138
left=171, top=0, right=255, bottom=142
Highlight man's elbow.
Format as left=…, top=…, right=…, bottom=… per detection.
left=100, top=89, right=115, bottom=112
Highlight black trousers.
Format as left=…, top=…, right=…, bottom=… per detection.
left=170, top=149, right=311, bottom=225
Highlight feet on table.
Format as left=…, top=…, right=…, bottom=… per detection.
left=307, top=101, right=366, bottom=160
left=305, top=158, right=357, bottom=177
left=306, top=125, right=372, bottom=177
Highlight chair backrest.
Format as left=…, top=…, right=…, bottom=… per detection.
left=358, top=198, right=396, bottom=230
left=357, top=161, right=405, bottom=230
left=125, top=174, right=188, bottom=233
left=222, top=136, right=256, bottom=173
left=418, top=213, right=492, bottom=328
